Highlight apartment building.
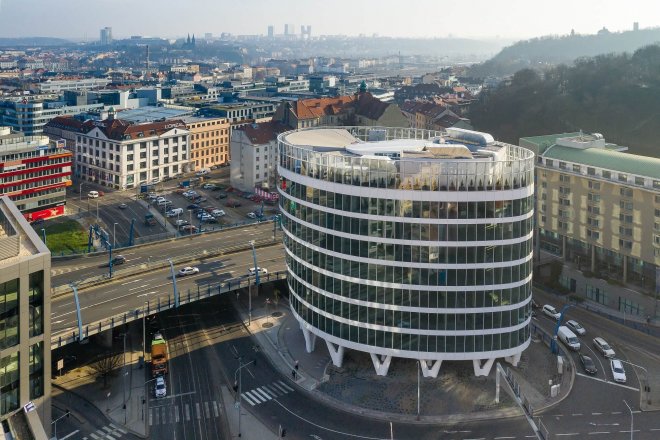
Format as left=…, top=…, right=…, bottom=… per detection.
left=72, top=112, right=191, bottom=189
left=0, top=196, right=51, bottom=435
left=0, top=127, right=72, bottom=222
left=182, top=116, right=230, bottom=170
left=0, top=100, right=104, bottom=136
left=520, top=132, right=660, bottom=319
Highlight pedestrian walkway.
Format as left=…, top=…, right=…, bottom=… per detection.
left=147, top=400, right=221, bottom=426
left=241, top=380, right=294, bottom=407
left=82, top=424, right=127, bottom=440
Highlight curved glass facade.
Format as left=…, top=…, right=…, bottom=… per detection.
left=279, top=127, right=535, bottom=364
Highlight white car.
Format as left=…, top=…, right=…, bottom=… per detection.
left=87, top=190, right=99, bottom=198
left=195, top=169, right=209, bottom=176
left=211, top=209, right=225, bottom=217
left=565, top=319, right=586, bottom=335
left=178, top=266, right=199, bottom=277
left=155, top=377, right=167, bottom=398
left=156, top=196, right=166, bottom=203
left=246, top=212, right=257, bottom=219
left=542, top=304, right=561, bottom=320
left=248, top=267, right=268, bottom=276
left=175, top=219, right=189, bottom=226
left=593, top=337, right=616, bottom=358
left=610, top=359, right=626, bottom=383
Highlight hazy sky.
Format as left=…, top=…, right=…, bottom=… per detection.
left=0, top=0, right=659, bottom=40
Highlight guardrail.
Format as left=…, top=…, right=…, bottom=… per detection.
left=51, top=238, right=283, bottom=297
left=51, top=270, right=288, bottom=350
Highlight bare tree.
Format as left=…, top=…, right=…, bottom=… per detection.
left=89, top=352, right=122, bottom=388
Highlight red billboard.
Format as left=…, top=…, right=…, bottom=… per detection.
left=24, top=205, right=65, bottom=223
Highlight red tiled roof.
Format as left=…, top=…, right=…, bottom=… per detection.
left=293, top=96, right=355, bottom=120
left=237, top=121, right=289, bottom=145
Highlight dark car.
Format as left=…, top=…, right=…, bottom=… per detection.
left=187, top=204, right=200, bottom=210
left=579, top=353, right=597, bottom=375
left=216, top=193, right=228, bottom=199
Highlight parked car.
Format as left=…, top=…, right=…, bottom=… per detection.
left=156, top=196, right=166, bottom=203
left=565, top=320, right=586, bottom=335
left=175, top=219, right=189, bottom=226
left=194, top=197, right=207, bottom=203
left=593, top=337, right=616, bottom=358
left=195, top=169, right=209, bottom=176
left=542, top=304, right=561, bottom=320
left=248, top=267, right=268, bottom=276
left=211, top=209, right=226, bottom=217
left=610, top=359, right=627, bottom=383
left=246, top=212, right=257, bottom=219
left=187, top=204, right=200, bottom=210
left=178, top=266, right=200, bottom=277
left=180, top=225, right=198, bottom=233
left=87, top=190, right=99, bottom=198
left=578, top=353, right=597, bottom=375
left=199, top=213, right=214, bottom=222
left=216, top=193, right=228, bottom=199
left=155, top=377, right=166, bottom=398
left=225, top=199, right=242, bottom=207
left=202, top=183, right=216, bottom=190
left=557, top=326, right=580, bottom=351
left=118, top=203, right=128, bottom=209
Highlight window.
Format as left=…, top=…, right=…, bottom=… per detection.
left=559, top=186, right=571, bottom=195
left=618, top=239, right=632, bottom=250
left=0, top=279, right=19, bottom=350
left=558, top=221, right=569, bottom=231
left=587, top=167, right=596, bottom=176
left=559, top=174, right=570, bottom=182
left=635, top=177, right=645, bottom=186
left=654, top=180, right=660, bottom=190
left=619, top=201, right=633, bottom=211
left=588, top=181, right=600, bottom=190
left=541, top=182, right=547, bottom=188
left=559, top=162, right=567, bottom=170
left=587, top=229, right=600, bottom=240
left=0, top=352, right=19, bottom=415
left=620, top=187, right=633, bottom=198
left=618, top=173, right=628, bottom=182
left=587, top=205, right=601, bottom=215
left=620, top=214, right=633, bottom=223
left=587, top=218, right=599, bottom=227
left=602, top=171, right=611, bottom=179
left=29, top=342, right=43, bottom=399
left=655, top=195, right=660, bottom=204
left=618, top=226, right=633, bottom=237
left=560, top=198, right=571, bottom=206
left=572, top=164, right=581, bottom=173
left=588, top=193, right=601, bottom=202
left=28, top=272, right=43, bottom=337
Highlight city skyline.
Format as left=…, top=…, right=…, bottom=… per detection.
left=0, top=0, right=658, bottom=40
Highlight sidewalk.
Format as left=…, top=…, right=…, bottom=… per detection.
left=234, top=287, right=573, bottom=426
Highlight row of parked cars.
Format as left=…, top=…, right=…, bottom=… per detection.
left=541, top=303, right=627, bottom=383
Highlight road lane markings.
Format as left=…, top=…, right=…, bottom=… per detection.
left=212, top=401, right=219, bottom=417
left=255, top=387, right=272, bottom=401
left=128, top=284, right=149, bottom=291
left=111, top=304, right=127, bottom=310
left=137, top=291, right=158, bottom=298
left=494, top=437, right=515, bottom=439
left=241, top=393, right=257, bottom=406
left=575, top=373, right=640, bottom=391
left=121, top=279, right=143, bottom=285
left=59, top=430, right=79, bottom=440
left=245, top=390, right=265, bottom=403
left=204, top=401, right=210, bottom=418
left=588, top=432, right=609, bottom=435
left=108, top=424, right=126, bottom=434
left=195, top=402, right=201, bottom=419
left=555, top=434, right=579, bottom=437
left=276, top=380, right=294, bottom=392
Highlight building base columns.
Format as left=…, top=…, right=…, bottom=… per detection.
left=325, top=340, right=345, bottom=367
left=473, top=358, right=495, bottom=377
left=504, top=352, right=522, bottom=367
left=419, top=359, right=442, bottom=378
left=300, top=323, right=316, bottom=353
left=370, top=353, right=392, bottom=376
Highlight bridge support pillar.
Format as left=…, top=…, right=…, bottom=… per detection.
left=473, top=358, right=495, bottom=377
left=505, top=352, right=522, bottom=367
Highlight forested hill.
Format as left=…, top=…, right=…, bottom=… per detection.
left=468, top=45, right=660, bottom=157
left=468, top=27, right=660, bottom=78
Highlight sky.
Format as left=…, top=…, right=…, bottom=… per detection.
left=0, top=0, right=659, bottom=40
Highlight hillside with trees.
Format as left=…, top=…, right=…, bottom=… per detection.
left=469, top=45, right=660, bottom=157
left=468, top=27, right=660, bottom=78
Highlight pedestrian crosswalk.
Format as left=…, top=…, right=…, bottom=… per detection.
left=148, top=400, right=221, bottom=426
left=82, top=423, right=127, bottom=440
left=240, top=380, right=294, bottom=406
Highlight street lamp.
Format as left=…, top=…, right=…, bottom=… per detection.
left=248, top=240, right=260, bottom=327
left=142, top=301, right=148, bottom=366
left=234, top=358, right=255, bottom=438
left=113, top=222, right=118, bottom=248
left=623, top=400, right=633, bottom=440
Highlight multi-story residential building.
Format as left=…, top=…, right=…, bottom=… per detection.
left=0, top=127, right=72, bottom=222
left=72, top=112, right=191, bottom=189
left=100, top=27, right=113, bottom=45
left=204, top=101, right=277, bottom=133
left=182, top=116, right=230, bottom=170
left=0, top=196, right=51, bottom=435
left=520, top=132, right=660, bottom=319
left=0, top=100, right=104, bottom=136
left=229, top=121, right=288, bottom=191
left=400, top=101, right=472, bottom=131
left=279, top=126, right=535, bottom=377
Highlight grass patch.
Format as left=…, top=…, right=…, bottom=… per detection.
left=43, top=220, right=88, bottom=254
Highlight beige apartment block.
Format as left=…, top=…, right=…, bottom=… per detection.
left=183, top=116, right=230, bottom=171
left=521, top=133, right=660, bottom=319
left=0, top=196, right=51, bottom=435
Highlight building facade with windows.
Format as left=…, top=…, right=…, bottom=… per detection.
left=520, top=132, right=660, bottom=319
left=73, top=113, right=191, bottom=189
left=0, top=100, right=104, bottom=136
left=0, top=127, right=72, bottom=222
left=279, top=127, right=535, bottom=377
left=181, top=116, right=230, bottom=171
left=0, top=196, right=51, bottom=434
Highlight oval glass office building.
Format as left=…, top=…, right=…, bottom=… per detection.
left=278, top=127, right=535, bottom=377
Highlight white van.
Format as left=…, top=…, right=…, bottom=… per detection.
left=557, top=326, right=580, bottom=351
left=166, top=208, right=184, bottom=217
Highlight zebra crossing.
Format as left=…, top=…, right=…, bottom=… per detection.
left=240, top=380, right=294, bottom=406
left=81, top=423, right=127, bottom=440
left=51, top=265, right=87, bottom=277
left=148, top=400, right=221, bottom=426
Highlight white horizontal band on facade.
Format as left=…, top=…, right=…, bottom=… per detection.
left=283, top=226, right=534, bottom=270
left=279, top=167, right=535, bottom=202
left=290, top=290, right=531, bottom=336
left=287, top=268, right=532, bottom=314
left=285, top=247, right=534, bottom=292
left=278, top=188, right=535, bottom=226
left=280, top=208, right=535, bottom=248
left=291, top=309, right=531, bottom=361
